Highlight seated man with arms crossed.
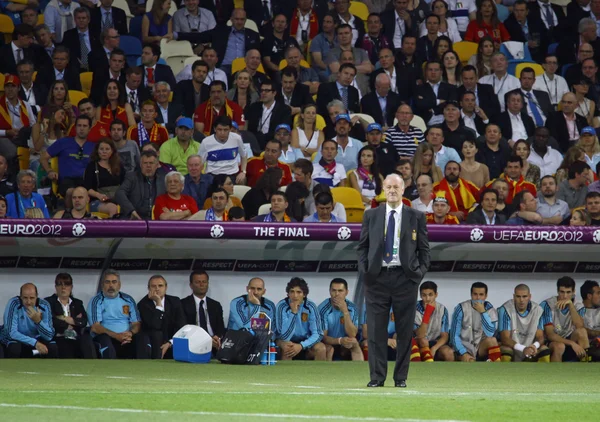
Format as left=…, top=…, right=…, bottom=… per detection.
left=540, top=277, right=589, bottom=362
left=450, top=282, right=501, bottom=362
left=580, top=280, right=600, bottom=360
left=275, top=277, right=326, bottom=361
left=497, top=284, right=550, bottom=362
left=228, top=277, right=277, bottom=331
left=413, top=281, right=453, bottom=362
left=318, top=278, right=363, bottom=361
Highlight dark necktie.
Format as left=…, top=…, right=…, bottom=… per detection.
left=262, top=0, right=270, bottom=22
left=341, top=86, right=349, bottom=110
left=79, top=33, right=89, bottom=69
left=384, top=210, right=395, bottom=264
left=544, top=5, right=554, bottom=28
left=199, top=299, right=208, bottom=331
left=527, top=92, right=544, bottom=126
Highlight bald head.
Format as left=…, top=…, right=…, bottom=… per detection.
left=231, top=8, right=246, bottom=30
left=71, top=186, right=89, bottom=212
left=247, top=277, right=267, bottom=300
left=20, top=283, right=38, bottom=307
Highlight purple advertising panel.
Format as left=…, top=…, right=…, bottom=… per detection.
left=0, top=220, right=147, bottom=238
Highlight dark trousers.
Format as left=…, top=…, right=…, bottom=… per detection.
left=94, top=333, right=151, bottom=359
left=147, top=331, right=173, bottom=359
left=365, top=267, right=418, bottom=382
left=5, top=339, right=58, bottom=358
left=55, top=335, right=97, bottom=359
left=0, top=343, right=4, bottom=358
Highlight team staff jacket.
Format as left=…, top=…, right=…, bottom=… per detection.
left=228, top=295, right=276, bottom=331
left=0, top=296, right=55, bottom=346
left=275, top=298, right=323, bottom=349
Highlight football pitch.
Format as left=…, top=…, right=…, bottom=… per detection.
left=1, top=360, right=599, bottom=422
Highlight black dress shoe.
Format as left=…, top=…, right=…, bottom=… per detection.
left=367, top=380, right=385, bottom=387
left=395, top=380, right=407, bottom=388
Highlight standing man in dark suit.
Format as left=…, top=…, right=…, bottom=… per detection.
left=141, top=43, right=177, bottom=92
left=174, top=60, right=211, bottom=118
left=458, top=65, right=501, bottom=120
left=36, top=46, right=83, bottom=91
left=61, top=7, right=101, bottom=72
left=527, top=0, right=565, bottom=44
left=278, top=66, right=314, bottom=117
left=90, top=49, right=128, bottom=105
left=137, top=275, right=186, bottom=359
left=17, top=60, right=48, bottom=117
left=90, top=0, right=129, bottom=38
left=381, top=0, right=418, bottom=53
left=414, top=60, right=457, bottom=125
left=358, top=173, right=430, bottom=388
left=181, top=270, right=226, bottom=352
left=503, top=0, right=549, bottom=63
left=316, top=63, right=360, bottom=118
left=361, top=73, right=401, bottom=128
left=124, top=66, right=151, bottom=118
left=512, top=67, right=553, bottom=128
left=492, top=91, right=536, bottom=144
left=545, top=92, right=589, bottom=152
left=0, top=24, right=36, bottom=76
left=369, top=48, right=414, bottom=103
left=88, top=27, right=122, bottom=72
left=244, top=80, right=293, bottom=149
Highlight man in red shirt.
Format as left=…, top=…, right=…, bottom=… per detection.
left=426, top=196, right=460, bottom=225
left=153, top=171, right=199, bottom=220
left=127, top=100, right=170, bottom=147
left=246, top=138, right=293, bottom=187
left=499, top=156, right=538, bottom=205
left=432, top=161, right=480, bottom=221
left=67, top=99, right=110, bottom=142
left=193, top=81, right=245, bottom=136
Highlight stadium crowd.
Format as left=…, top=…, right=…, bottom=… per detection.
left=0, top=271, right=599, bottom=362
left=1, top=0, right=600, bottom=224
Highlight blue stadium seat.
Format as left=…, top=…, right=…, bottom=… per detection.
left=561, top=63, right=574, bottom=78
left=547, top=43, right=558, bottom=55
left=496, top=4, right=510, bottom=22
left=129, top=15, right=143, bottom=40
left=500, top=42, right=532, bottom=75
left=120, top=35, right=143, bottom=68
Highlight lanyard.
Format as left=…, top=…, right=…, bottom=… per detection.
left=542, top=74, right=558, bottom=104
left=258, top=107, right=274, bottom=133
left=492, top=74, right=507, bottom=95
left=186, top=13, right=202, bottom=31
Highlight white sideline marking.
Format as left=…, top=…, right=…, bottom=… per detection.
left=17, top=372, right=39, bottom=375
left=294, top=386, right=322, bottom=389
left=105, top=376, right=131, bottom=379
left=249, top=383, right=279, bottom=387
left=150, top=378, right=175, bottom=382
left=0, top=403, right=467, bottom=422
left=62, top=374, right=87, bottom=377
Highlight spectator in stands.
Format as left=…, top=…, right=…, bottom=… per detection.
left=153, top=171, right=199, bottom=220
left=414, top=60, right=457, bottom=126
left=37, top=46, right=82, bottom=92
left=141, top=43, right=177, bottom=93
left=53, top=186, right=96, bottom=219
left=246, top=140, right=293, bottom=188
left=433, top=161, right=479, bottom=221
left=253, top=191, right=297, bottom=222
left=537, top=175, right=571, bottom=225
left=324, top=99, right=367, bottom=143
left=275, top=277, right=325, bottom=360
left=17, top=60, right=48, bottom=118
left=411, top=174, right=434, bottom=213
left=516, top=68, right=553, bottom=128
left=458, top=64, right=500, bottom=121
left=245, top=81, right=293, bottom=149
left=87, top=27, right=120, bottom=71
left=570, top=208, right=591, bottom=226
left=504, top=0, right=548, bottom=63
left=41, top=81, right=78, bottom=135
left=91, top=0, right=128, bottom=37
left=432, top=35, right=451, bottom=62
left=83, top=138, right=123, bottom=217
left=555, top=146, right=588, bottom=185
left=0, top=283, right=58, bottom=358
left=0, top=154, right=15, bottom=197
left=293, top=158, right=316, bottom=210
left=533, top=54, right=569, bottom=110
left=441, top=51, right=462, bottom=87
left=0, top=195, right=7, bottom=218
left=417, top=13, right=441, bottom=62
left=580, top=58, right=600, bottom=104
left=114, top=150, right=166, bottom=219
left=348, top=146, right=383, bottom=206
left=89, top=269, right=148, bottom=359
left=240, top=49, right=269, bottom=93
left=309, top=183, right=347, bottom=221
left=384, top=104, right=425, bottom=159
left=493, top=91, right=535, bottom=146
left=303, top=191, right=339, bottom=222
left=546, top=93, right=588, bottom=153
left=288, top=0, right=320, bottom=56
left=316, top=114, right=361, bottom=171
left=228, top=206, right=245, bottom=221
left=45, top=273, right=96, bottom=358
left=173, top=0, right=216, bottom=41
left=331, top=0, right=365, bottom=47
left=96, top=80, right=136, bottom=129
left=577, top=126, right=600, bottom=169
left=426, top=125, right=461, bottom=172
left=478, top=53, right=519, bottom=113
left=316, top=62, right=361, bottom=118
left=226, top=70, right=258, bottom=113
left=466, top=188, right=506, bottom=225
left=44, top=0, right=81, bottom=44
left=573, top=78, right=596, bottom=126
left=285, top=181, right=310, bottom=221
left=31, top=106, right=66, bottom=172
left=450, top=282, right=501, bottom=362
left=527, top=127, right=563, bottom=178
left=34, top=24, right=56, bottom=66
left=0, top=24, right=36, bottom=76
left=124, top=67, right=151, bottom=119
left=475, top=124, right=511, bottom=179
left=457, top=93, right=485, bottom=139
left=228, top=277, right=276, bottom=330
left=42, top=115, right=94, bottom=208
left=459, top=139, right=489, bottom=189
left=127, top=101, right=170, bottom=148
left=369, top=48, right=411, bottom=102
left=312, top=139, right=347, bottom=187
left=194, top=81, right=245, bottom=137
left=395, top=159, right=418, bottom=200
left=278, top=67, right=314, bottom=118
left=90, top=49, right=127, bottom=105
left=491, top=178, right=512, bottom=218
left=359, top=13, right=391, bottom=66
left=540, top=277, right=588, bottom=362
left=261, top=14, right=300, bottom=81
left=589, top=162, right=600, bottom=194
left=5, top=169, right=50, bottom=219
left=426, top=195, right=460, bottom=224
left=173, top=60, right=210, bottom=119
left=20, top=7, right=39, bottom=28
left=273, top=124, right=302, bottom=166
left=413, top=142, right=443, bottom=184
left=109, top=121, right=138, bottom=174
left=381, top=0, right=417, bottom=51
left=202, top=174, right=240, bottom=210
left=364, top=123, right=398, bottom=177
left=332, top=49, right=370, bottom=99
left=0, top=74, right=35, bottom=161
left=557, top=161, right=591, bottom=209
left=464, top=0, right=509, bottom=47
left=513, top=140, right=541, bottom=187
left=506, top=190, right=542, bottom=225
left=585, top=191, right=600, bottom=225
left=194, top=187, right=230, bottom=220
left=159, top=118, right=200, bottom=175
left=137, top=275, right=185, bottom=359
left=564, top=45, right=595, bottom=88
left=60, top=7, right=99, bottom=73
left=197, top=115, right=247, bottom=181
left=309, top=12, right=337, bottom=82
left=290, top=104, right=323, bottom=159
left=361, top=73, right=401, bottom=129
left=181, top=270, right=225, bottom=352
left=66, top=98, right=106, bottom=145
left=241, top=167, right=282, bottom=219
left=421, top=0, right=462, bottom=43
left=558, top=17, right=600, bottom=67
left=182, top=155, right=211, bottom=209
left=154, top=82, right=185, bottom=138
left=142, top=0, right=173, bottom=45
left=499, top=156, right=538, bottom=204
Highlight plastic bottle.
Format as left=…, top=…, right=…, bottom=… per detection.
left=268, top=341, right=277, bottom=365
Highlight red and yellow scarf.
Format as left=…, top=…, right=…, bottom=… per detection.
left=290, top=9, right=319, bottom=53
left=426, top=213, right=460, bottom=225
left=99, top=104, right=127, bottom=125
left=0, top=96, right=30, bottom=129
left=503, top=174, right=537, bottom=204
left=202, top=100, right=234, bottom=136
left=434, top=178, right=478, bottom=213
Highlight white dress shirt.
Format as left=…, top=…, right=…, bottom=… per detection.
left=21, top=85, right=37, bottom=109
left=533, top=73, right=569, bottom=106
left=527, top=146, right=563, bottom=177
left=259, top=102, right=275, bottom=134
left=193, top=295, right=214, bottom=336
left=393, top=11, right=406, bottom=49
left=295, top=11, right=312, bottom=45
left=54, top=68, right=65, bottom=80
left=412, top=197, right=433, bottom=213
left=385, top=67, right=397, bottom=93
left=383, top=202, right=403, bottom=267
left=509, top=112, right=528, bottom=141
left=479, top=72, right=520, bottom=111
left=11, top=42, right=23, bottom=64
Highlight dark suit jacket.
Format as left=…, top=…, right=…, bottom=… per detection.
left=381, top=9, right=417, bottom=43
left=277, top=83, right=314, bottom=109
left=544, top=110, right=588, bottom=153
left=88, top=47, right=111, bottom=73
left=244, top=101, right=292, bottom=148
left=61, top=28, right=102, bottom=70
left=30, top=44, right=53, bottom=71
left=156, top=102, right=185, bottom=135
left=126, top=86, right=152, bottom=114
left=565, top=2, right=593, bottom=35
left=316, top=81, right=360, bottom=118
left=465, top=207, right=507, bottom=225
left=523, top=88, right=553, bottom=119
left=137, top=294, right=186, bottom=343
left=492, top=110, right=536, bottom=141
left=503, top=14, right=549, bottom=62
left=557, top=36, right=600, bottom=67
left=200, top=0, right=235, bottom=25
left=90, top=6, right=129, bottom=37
left=360, top=91, right=402, bottom=127
left=357, top=205, right=430, bottom=283
left=527, top=1, right=565, bottom=43
left=369, top=66, right=414, bottom=103
left=198, top=25, right=261, bottom=67
left=19, top=83, right=49, bottom=114
left=142, top=63, right=177, bottom=91
left=174, top=79, right=211, bottom=118
left=333, top=14, right=366, bottom=48
left=457, top=83, right=501, bottom=119
left=413, top=81, right=457, bottom=122
left=36, top=64, right=82, bottom=91
left=90, top=71, right=127, bottom=105
left=44, top=294, right=88, bottom=337
left=0, top=44, right=36, bottom=75
left=244, top=0, right=293, bottom=33
left=181, top=294, right=226, bottom=338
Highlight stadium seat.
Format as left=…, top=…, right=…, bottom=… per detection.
left=547, top=43, right=558, bottom=55
left=17, top=147, right=30, bottom=171
left=258, top=203, right=272, bottom=215
left=331, top=187, right=365, bottom=223
left=146, top=0, right=177, bottom=15
left=515, top=62, right=544, bottom=78
left=279, top=59, right=311, bottom=70
left=500, top=41, right=532, bottom=75
left=37, top=14, right=44, bottom=25
left=227, top=18, right=259, bottom=34
left=293, top=113, right=326, bottom=130
left=136, top=57, right=167, bottom=65
left=350, top=113, right=375, bottom=124
left=233, top=185, right=251, bottom=199
left=160, top=39, right=195, bottom=76
left=120, top=35, right=143, bottom=68
left=183, top=56, right=202, bottom=68
left=80, top=72, right=93, bottom=96
left=561, top=63, right=574, bottom=78
left=279, top=185, right=287, bottom=192
left=496, top=4, right=510, bottom=22
left=305, top=40, right=313, bottom=65
left=453, top=41, right=478, bottom=65
left=349, top=1, right=369, bottom=30
left=231, top=57, right=266, bottom=74
left=68, top=90, right=88, bottom=106
left=0, top=15, right=15, bottom=44
left=234, top=0, right=243, bottom=7
left=129, top=15, right=143, bottom=40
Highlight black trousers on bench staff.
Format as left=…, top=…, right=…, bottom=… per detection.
left=94, top=333, right=151, bottom=359
left=55, top=334, right=97, bottom=359
left=146, top=330, right=174, bottom=359
left=5, top=339, right=59, bottom=358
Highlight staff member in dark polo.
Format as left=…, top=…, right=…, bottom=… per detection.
left=357, top=173, right=430, bottom=388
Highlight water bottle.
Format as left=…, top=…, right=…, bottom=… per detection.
left=268, top=341, right=277, bottom=365
left=260, top=347, right=269, bottom=365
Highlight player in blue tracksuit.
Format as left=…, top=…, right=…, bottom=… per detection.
left=275, top=277, right=325, bottom=360
left=0, top=283, right=58, bottom=358
left=228, top=277, right=276, bottom=330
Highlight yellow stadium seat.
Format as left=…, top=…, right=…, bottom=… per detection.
left=80, top=72, right=93, bottom=96
left=350, top=113, right=375, bottom=124
left=37, top=14, right=44, bottom=25
left=234, top=0, right=243, bottom=8
left=68, top=90, right=88, bottom=106
left=515, top=62, right=544, bottom=78
left=231, top=57, right=265, bottom=74
left=0, top=15, right=15, bottom=44
left=32, top=71, right=37, bottom=82
left=311, top=151, right=317, bottom=161
left=349, top=1, right=369, bottom=31
left=331, top=187, right=365, bottom=223
left=279, top=59, right=311, bottom=70
left=91, top=212, right=110, bottom=219
left=305, top=40, right=313, bottom=65
left=453, top=41, right=478, bottom=65
left=293, top=113, right=326, bottom=130
left=17, top=147, right=30, bottom=171
left=0, top=74, right=4, bottom=93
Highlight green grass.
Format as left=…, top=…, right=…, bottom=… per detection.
left=0, top=360, right=599, bottom=421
